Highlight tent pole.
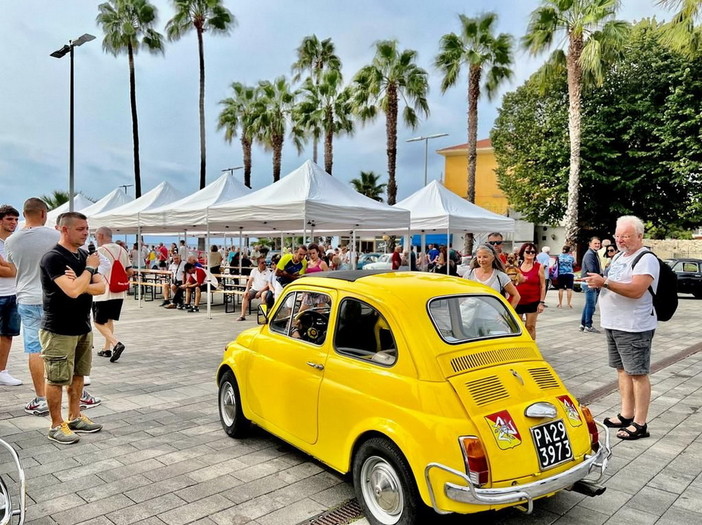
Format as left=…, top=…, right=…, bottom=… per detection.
left=137, top=224, right=142, bottom=306
left=447, top=226, right=450, bottom=275
left=206, top=210, right=212, bottom=319
left=137, top=215, right=142, bottom=308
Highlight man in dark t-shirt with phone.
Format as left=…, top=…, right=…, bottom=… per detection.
left=40, top=212, right=106, bottom=444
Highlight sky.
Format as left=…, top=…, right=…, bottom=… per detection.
left=0, top=0, right=668, bottom=213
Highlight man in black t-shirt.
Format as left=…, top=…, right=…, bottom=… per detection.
left=40, top=212, right=106, bottom=445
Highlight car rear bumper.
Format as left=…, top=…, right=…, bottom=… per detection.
left=424, top=421, right=611, bottom=515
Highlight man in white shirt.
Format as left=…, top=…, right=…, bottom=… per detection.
left=0, top=204, right=21, bottom=386
left=584, top=215, right=659, bottom=441
left=163, top=253, right=186, bottom=308
left=93, top=227, right=133, bottom=363
left=237, top=257, right=271, bottom=321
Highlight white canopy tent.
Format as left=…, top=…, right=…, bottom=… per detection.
left=80, top=188, right=133, bottom=218
left=89, top=181, right=184, bottom=232
left=395, top=180, right=515, bottom=233
left=207, top=160, right=410, bottom=234
left=46, top=194, right=95, bottom=226
left=136, top=172, right=251, bottom=232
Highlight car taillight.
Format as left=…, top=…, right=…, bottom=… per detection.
left=459, top=436, right=489, bottom=486
left=581, top=406, right=600, bottom=453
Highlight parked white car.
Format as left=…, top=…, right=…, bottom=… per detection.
left=363, top=254, right=408, bottom=271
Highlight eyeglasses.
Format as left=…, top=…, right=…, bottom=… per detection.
left=524, top=250, right=536, bottom=254
left=607, top=249, right=616, bottom=253
left=487, top=240, right=503, bottom=246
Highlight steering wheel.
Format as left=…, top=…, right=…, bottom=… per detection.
left=294, top=310, right=328, bottom=344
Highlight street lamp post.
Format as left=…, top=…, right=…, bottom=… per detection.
left=51, top=33, right=95, bottom=212
left=406, top=133, right=449, bottom=186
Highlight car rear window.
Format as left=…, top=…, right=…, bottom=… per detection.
left=428, top=295, right=522, bottom=344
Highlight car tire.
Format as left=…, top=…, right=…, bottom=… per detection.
left=352, top=437, right=422, bottom=525
left=218, top=370, right=250, bottom=438
left=694, top=290, right=702, bottom=299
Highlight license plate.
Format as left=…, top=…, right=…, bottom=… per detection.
left=530, top=419, right=573, bottom=470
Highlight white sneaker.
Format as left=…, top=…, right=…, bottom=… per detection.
left=0, top=370, right=22, bottom=386
left=84, top=375, right=91, bottom=385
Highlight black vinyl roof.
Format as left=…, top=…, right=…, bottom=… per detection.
left=299, top=270, right=392, bottom=282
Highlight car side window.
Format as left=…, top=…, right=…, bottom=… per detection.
left=334, top=298, right=397, bottom=366
left=682, top=262, right=698, bottom=272
left=270, top=291, right=331, bottom=345
left=269, top=292, right=299, bottom=335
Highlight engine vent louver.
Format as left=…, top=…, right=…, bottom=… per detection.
left=451, top=346, right=537, bottom=373
left=528, top=367, right=560, bottom=390
left=465, top=376, right=509, bottom=406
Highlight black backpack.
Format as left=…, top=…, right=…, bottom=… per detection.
left=631, top=250, right=678, bottom=322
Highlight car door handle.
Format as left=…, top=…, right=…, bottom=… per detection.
left=306, top=361, right=324, bottom=370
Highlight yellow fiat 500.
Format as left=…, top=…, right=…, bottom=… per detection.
left=217, top=271, right=611, bottom=524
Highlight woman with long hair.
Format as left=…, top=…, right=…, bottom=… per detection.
left=515, top=243, right=546, bottom=339
left=464, top=243, right=520, bottom=307
left=306, top=243, right=329, bottom=273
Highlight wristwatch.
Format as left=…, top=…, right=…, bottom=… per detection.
left=603, top=279, right=610, bottom=289
left=85, top=266, right=97, bottom=276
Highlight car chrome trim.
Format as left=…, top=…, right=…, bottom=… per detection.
left=306, top=361, right=324, bottom=370
left=0, top=438, right=26, bottom=525
left=423, top=421, right=611, bottom=515
left=524, top=402, right=557, bottom=419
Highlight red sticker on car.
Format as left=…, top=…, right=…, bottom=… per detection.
left=557, top=395, right=582, bottom=427
left=485, top=410, right=522, bottom=450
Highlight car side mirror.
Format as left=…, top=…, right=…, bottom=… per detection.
left=257, top=304, right=269, bottom=325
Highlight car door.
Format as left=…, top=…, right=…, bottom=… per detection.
left=673, top=261, right=700, bottom=293
left=247, top=288, right=333, bottom=445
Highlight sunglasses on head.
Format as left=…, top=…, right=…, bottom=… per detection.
left=488, top=240, right=503, bottom=245
left=524, top=250, right=536, bottom=254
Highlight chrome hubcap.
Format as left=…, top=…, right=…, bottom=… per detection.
left=360, top=456, right=403, bottom=524
left=220, top=382, right=236, bottom=426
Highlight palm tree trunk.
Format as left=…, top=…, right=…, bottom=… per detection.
left=565, top=33, right=584, bottom=246
left=464, top=64, right=482, bottom=255
left=312, top=138, right=318, bottom=164
left=273, top=135, right=283, bottom=182
left=324, top=106, right=333, bottom=175
left=385, top=83, right=399, bottom=205
left=241, top=135, right=252, bottom=188
left=128, top=44, right=141, bottom=198
left=197, top=27, right=207, bottom=189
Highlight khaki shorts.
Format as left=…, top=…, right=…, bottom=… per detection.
left=39, top=330, right=93, bottom=386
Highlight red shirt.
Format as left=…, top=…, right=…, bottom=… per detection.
left=517, top=262, right=542, bottom=304
left=187, top=267, right=207, bottom=285
left=158, top=245, right=169, bottom=261
left=391, top=251, right=402, bottom=270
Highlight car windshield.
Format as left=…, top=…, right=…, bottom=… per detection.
left=428, top=295, right=522, bottom=343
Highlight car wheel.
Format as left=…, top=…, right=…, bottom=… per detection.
left=218, top=370, right=250, bottom=438
left=694, top=290, right=702, bottom=299
left=353, top=437, right=421, bottom=525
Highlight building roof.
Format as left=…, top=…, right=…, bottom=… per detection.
left=437, top=138, right=492, bottom=155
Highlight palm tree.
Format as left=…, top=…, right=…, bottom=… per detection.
left=165, top=0, right=235, bottom=189
left=658, top=0, right=702, bottom=56
left=40, top=191, right=69, bottom=210
left=295, top=69, right=354, bottom=175
left=97, top=0, right=164, bottom=198
left=352, top=40, right=429, bottom=205
left=436, top=13, right=513, bottom=254
left=218, top=83, right=260, bottom=188
left=350, top=171, right=386, bottom=202
left=252, top=76, right=300, bottom=182
left=523, top=0, right=628, bottom=245
left=291, top=35, right=342, bottom=163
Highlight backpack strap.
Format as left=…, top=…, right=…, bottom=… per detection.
left=630, top=250, right=656, bottom=299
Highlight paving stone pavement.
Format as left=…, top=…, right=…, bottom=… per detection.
left=0, top=288, right=700, bottom=525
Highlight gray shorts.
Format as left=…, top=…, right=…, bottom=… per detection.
left=606, top=329, right=655, bottom=375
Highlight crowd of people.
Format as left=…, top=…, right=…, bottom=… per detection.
left=0, top=206, right=662, bottom=446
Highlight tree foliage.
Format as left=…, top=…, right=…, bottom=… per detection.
left=493, top=20, right=702, bottom=238
left=40, top=190, right=70, bottom=210
left=350, top=170, right=386, bottom=202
